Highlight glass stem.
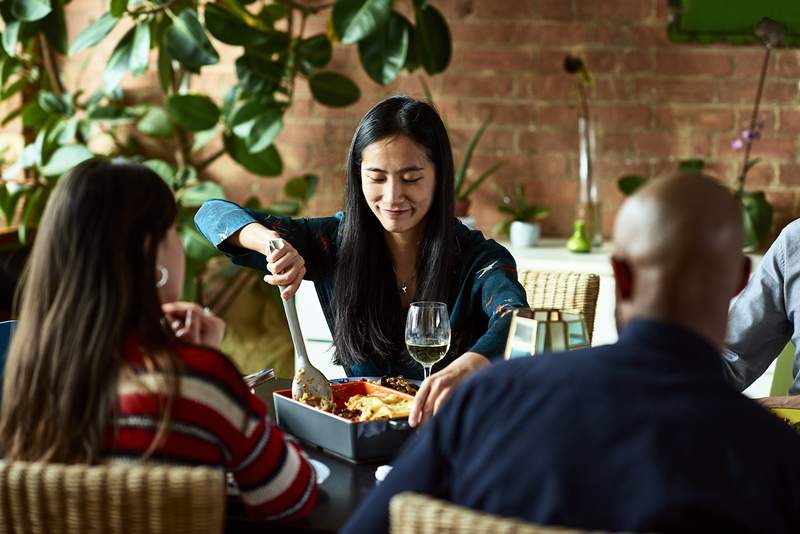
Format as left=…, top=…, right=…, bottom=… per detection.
left=423, top=365, right=432, bottom=380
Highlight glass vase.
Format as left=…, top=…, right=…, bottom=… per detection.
left=578, top=116, right=602, bottom=246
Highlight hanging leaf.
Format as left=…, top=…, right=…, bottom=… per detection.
left=157, top=43, right=173, bottom=93
left=224, top=134, right=283, bottom=177
left=110, top=0, right=128, bottom=18
left=165, top=9, right=219, bottom=72
left=130, top=22, right=151, bottom=75
left=247, top=108, right=283, bottom=152
left=309, top=71, right=360, bottom=107
left=9, top=0, right=51, bottom=22
left=144, top=159, right=176, bottom=187
left=180, top=182, right=226, bottom=208
left=103, top=27, right=135, bottom=93
left=21, top=101, right=48, bottom=129
left=69, top=13, right=118, bottom=54
left=414, top=4, right=451, bottom=75
left=358, top=12, right=409, bottom=85
left=297, top=34, right=332, bottom=74
left=41, top=0, right=68, bottom=55
left=41, top=144, right=93, bottom=177
left=166, top=94, right=220, bottom=131
left=331, top=0, right=393, bottom=44
left=0, top=182, right=29, bottom=227
left=137, top=106, right=173, bottom=138
left=285, top=174, right=319, bottom=202
left=259, top=3, right=289, bottom=25
left=2, top=21, right=20, bottom=57
left=228, top=98, right=263, bottom=138
left=205, top=3, right=272, bottom=46
left=235, top=54, right=283, bottom=94
left=402, top=16, right=419, bottom=72
left=38, top=91, right=72, bottom=115
left=87, top=105, right=138, bottom=124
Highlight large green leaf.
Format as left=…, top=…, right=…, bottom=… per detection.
left=165, top=9, right=219, bottom=72
left=38, top=91, right=72, bottom=115
left=308, top=71, right=360, bottom=107
left=297, top=34, right=332, bottom=74
left=130, top=22, right=150, bottom=75
left=235, top=54, right=283, bottom=93
left=110, top=0, right=127, bottom=18
left=259, top=3, right=289, bottom=25
left=740, top=191, right=773, bottom=252
left=205, top=3, right=273, bottom=46
left=41, top=0, right=68, bottom=54
left=2, top=21, right=20, bottom=57
left=401, top=15, right=419, bottom=72
left=247, top=107, right=283, bottom=152
left=9, top=0, right=51, bottom=22
left=86, top=105, right=138, bottom=123
left=358, top=12, right=409, bottom=85
left=157, top=42, right=173, bottom=93
left=285, top=174, right=319, bottom=202
left=144, top=159, right=176, bottom=187
left=166, top=94, right=220, bottom=131
left=180, top=182, right=226, bottom=208
left=228, top=98, right=263, bottom=138
left=69, top=13, right=118, bottom=55
left=332, top=0, right=393, bottom=44
left=0, top=181, right=29, bottom=226
left=414, top=4, right=451, bottom=75
left=21, top=100, right=48, bottom=129
left=41, top=144, right=93, bottom=176
left=137, top=106, right=173, bottom=138
left=224, top=134, right=282, bottom=177
left=103, top=27, right=135, bottom=93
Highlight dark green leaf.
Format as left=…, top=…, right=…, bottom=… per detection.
left=412, top=0, right=428, bottom=8
left=414, top=4, right=451, bottom=75
left=41, top=144, right=93, bottom=176
left=740, top=190, right=773, bottom=250
left=678, top=158, right=705, bottom=172
left=55, top=116, right=78, bottom=144
left=308, top=71, right=360, bottom=107
left=297, top=34, right=332, bottom=74
left=267, top=200, right=301, bottom=216
left=175, top=165, right=197, bottom=187
left=284, top=174, right=318, bottom=202
left=21, top=100, right=48, bottom=129
left=2, top=21, right=20, bottom=57
left=19, top=187, right=47, bottom=245
left=617, top=174, right=648, bottom=196
left=459, top=162, right=504, bottom=201
left=180, top=181, right=226, bottom=207
left=10, top=0, right=51, bottom=22
left=103, top=27, right=135, bottom=93
left=166, top=9, right=219, bottom=72
left=358, top=12, right=408, bottom=85
left=137, top=106, right=173, bottom=138
left=224, top=134, right=282, bottom=176
left=69, top=13, right=117, bottom=54
left=166, top=94, right=220, bottom=131
left=332, top=0, right=393, bottom=44
left=221, top=85, right=241, bottom=123
left=86, top=105, right=138, bottom=123
left=402, top=16, right=419, bottom=72
left=235, top=54, right=282, bottom=93
left=229, top=98, right=263, bottom=138
left=455, top=115, right=492, bottom=195
left=42, top=0, right=68, bottom=54
left=247, top=108, right=283, bottom=152
left=205, top=3, right=272, bottom=46
left=130, top=22, right=151, bottom=75
left=157, top=43, right=173, bottom=93
left=1, top=77, right=26, bottom=99
left=38, top=91, right=71, bottom=115
left=144, top=159, right=175, bottom=187
left=110, top=0, right=127, bottom=18
left=0, top=181, right=29, bottom=226
left=259, top=3, right=289, bottom=25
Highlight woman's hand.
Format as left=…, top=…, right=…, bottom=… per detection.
left=408, top=352, right=490, bottom=427
left=163, top=302, right=226, bottom=350
left=263, top=240, right=306, bottom=300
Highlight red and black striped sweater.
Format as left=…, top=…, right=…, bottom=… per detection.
left=104, top=338, right=317, bottom=522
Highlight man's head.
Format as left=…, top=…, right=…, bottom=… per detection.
left=611, top=173, right=750, bottom=348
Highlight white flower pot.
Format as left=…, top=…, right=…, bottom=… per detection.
left=509, top=221, right=541, bottom=248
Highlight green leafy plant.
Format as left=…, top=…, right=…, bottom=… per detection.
left=617, top=159, right=706, bottom=196
left=492, top=183, right=549, bottom=237
left=0, top=0, right=453, bottom=301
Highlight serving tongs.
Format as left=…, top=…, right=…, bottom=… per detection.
left=268, top=239, right=333, bottom=404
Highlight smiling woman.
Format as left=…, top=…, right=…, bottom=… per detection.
left=195, top=96, right=529, bottom=427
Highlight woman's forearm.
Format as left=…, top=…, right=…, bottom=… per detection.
left=227, top=222, right=280, bottom=254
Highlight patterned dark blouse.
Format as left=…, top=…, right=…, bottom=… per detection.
left=195, top=200, right=529, bottom=380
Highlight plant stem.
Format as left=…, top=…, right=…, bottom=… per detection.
left=130, top=0, right=179, bottom=16
left=738, top=45, right=772, bottom=194
left=37, top=34, right=65, bottom=96
left=197, top=147, right=226, bottom=171
left=276, top=0, right=333, bottom=15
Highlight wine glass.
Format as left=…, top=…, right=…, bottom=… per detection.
left=405, top=302, right=451, bottom=380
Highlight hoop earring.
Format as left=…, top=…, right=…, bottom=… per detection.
left=156, top=265, right=169, bottom=288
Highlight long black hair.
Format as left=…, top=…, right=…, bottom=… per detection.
left=332, top=96, right=455, bottom=368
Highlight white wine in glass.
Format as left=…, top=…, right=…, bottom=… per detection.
left=405, top=302, right=450, bottom=380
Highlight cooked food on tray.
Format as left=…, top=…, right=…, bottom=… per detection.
left=377, top=376, right=418, bottom=395
left=295, top=379, right=413, bottom=421
left=345, top=392, right=411, bottom=422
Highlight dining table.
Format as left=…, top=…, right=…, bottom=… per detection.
left=225, top=377, right=396, bottom=533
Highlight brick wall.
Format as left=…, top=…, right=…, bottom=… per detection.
left=44, top=1, right=800, bottom=239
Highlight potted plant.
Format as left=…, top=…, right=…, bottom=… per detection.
left=493, top=184, right=549, bottom=248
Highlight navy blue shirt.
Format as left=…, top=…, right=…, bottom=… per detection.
left=195, top=200, right=529, bottom=379
left=344, top=320, right=800, bottom=533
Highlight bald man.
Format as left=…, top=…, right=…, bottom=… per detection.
left=344, top=174, right=800, bottom=534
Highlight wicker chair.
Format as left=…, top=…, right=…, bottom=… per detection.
left=517, top=270, right=601, bottom=343
left=0, top=461, right=225, bottom=534
left=390, top=492, right=623, bottom=534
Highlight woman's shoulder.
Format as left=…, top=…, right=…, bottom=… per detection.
left=454, top=219, right=514, bottom=262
